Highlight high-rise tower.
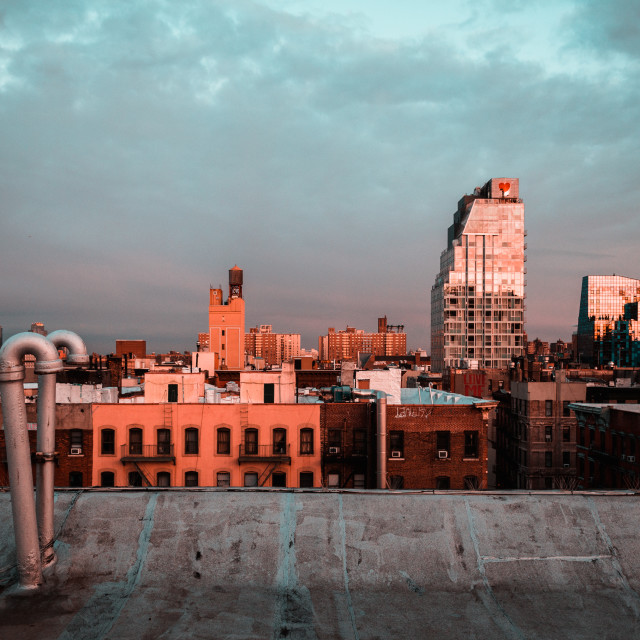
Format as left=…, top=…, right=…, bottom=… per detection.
left=208, top=266, right=245, bottom=369
left=431, top=178, right=526, bottom=372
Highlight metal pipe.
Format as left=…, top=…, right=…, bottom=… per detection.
left=39, top=331, right=89, bottom=565
left=376, top=396, right=387, bottom=489
left=0, top=332, right=63, bottom=590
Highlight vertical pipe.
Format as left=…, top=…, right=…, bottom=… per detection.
left=1, top=378, right=43, bottom=588
left=36, top=373, right=57, bottom=566
left=377, top=396, right=387, bottom=489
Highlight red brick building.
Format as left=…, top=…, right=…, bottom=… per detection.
left=0, top=404, right=93, bottom=487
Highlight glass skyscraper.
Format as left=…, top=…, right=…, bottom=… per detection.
left=431, top=178, right=526, bottom=373
left=576, top=275, right=640, bottom=366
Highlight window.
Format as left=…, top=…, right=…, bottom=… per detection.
left=436, top=476, right=450, bottom=490
left=353, top=429, right=366, bottom=455
left=579, top=426, right=585, bottom=446
left=299, top=472, right=314, bottom=488
left=217, top=472, right=231, bottom=487
left=545, top=477, right=553, bottom=489
left=390, top=431, right=404, bottom=458
left=563, top=401, right=571, bottom=417
left=300, top=428, right=314, bottom=455
left=353, top=473, right=365, bottom=489
left=157, top=471, right=171, bottom=487
left=168, top=383, right=178, bottom=403
left=185, top=428, right=199, bottom=455
left=545, top=451, right=553, bottom=468
left=272, top=472, right=286, bottom=487
left=185, top=471, right=199, bottom=487
left=563, top=426, right=570, bottom=443
left=264, top=383, right=275, bottom=404
left=328, top=429, right=342, bottom=450
left=464, top=431, right=479, bottom=458
left=70, top=430, right=83, bottom=454
left=563, top=451, right=571, bottom=467
left=436, top=431, right=450, bottom=455
left=244, top=429, right=258, bottom=454
left=388, top=475, right=404, bottom=490
left=273, top=428, right=287, bottom=455
left=100, top=471, right=115, bottom=487
left=69, top=472, right=83, bottom=487
left=244, top=472, right=258, bottom=487
left=328, top=473, right=340, bottom=487
left=217, top=428, right=231, bottom=455
left=101, top=429, right=115, bottom=455
left=464, top=475, right=479, bottom=490
left=128, top=471, right=143, bottom=487
left=545, top=425, right=553, bottom=442
left=545, top=400, right=553, bottom=417
left=157, top=429, right=171, bottom=455
left=129, top=428, right=142, bottom=455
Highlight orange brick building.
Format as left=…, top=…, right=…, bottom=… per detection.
left=318, top=317, right=407, bottom=362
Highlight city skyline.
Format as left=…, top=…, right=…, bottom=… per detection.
left=1, top=1, right=638, bottom=354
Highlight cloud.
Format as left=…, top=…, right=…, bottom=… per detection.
left=0, top=0, right=638, bottom=353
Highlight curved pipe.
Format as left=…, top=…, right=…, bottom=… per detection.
left=0, top=333, right=63, bottom=590
left=35, top=331, right=88, bottom=566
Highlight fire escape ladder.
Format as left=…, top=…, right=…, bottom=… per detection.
left=132, top=462, right=153, bottom=487
left=259, top=463, right=277, bottom=487
left=240, top=404, right=249, bottom=428
left=164, top=404, right=173, bottom=429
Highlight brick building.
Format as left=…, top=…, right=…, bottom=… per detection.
left=245, top=325, right=301, bottom=368
left=570, top=403, right=640, bottom=489
left=318, top=317, right=407, bottom=363
left=0, top=404, right=93, bottom=487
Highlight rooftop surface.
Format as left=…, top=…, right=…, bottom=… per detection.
left=1, top=489, right=639, bottom=639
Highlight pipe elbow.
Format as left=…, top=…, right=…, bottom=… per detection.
left=47, top=330, right=90, bottom=366
left=0, top=332, right=63, bottom=381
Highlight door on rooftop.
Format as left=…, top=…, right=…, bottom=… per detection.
left=168, top=384, right=178, bottom=403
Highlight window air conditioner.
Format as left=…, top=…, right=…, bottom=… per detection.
left=438, top=450, right=448, bottom=459
left=328, top=446, right=340, bottom=454
left=627, top=456, right=635, bottom=463
left=391, top=450, right=402, bottom=458
left=70, top=447, right=83, bottom=455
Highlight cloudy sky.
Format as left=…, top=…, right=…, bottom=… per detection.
left=1, top=0, right=638, bottom=354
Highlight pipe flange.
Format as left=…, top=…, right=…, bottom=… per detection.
left=34, top=359, right=64, bottom=375
left=34, top=452, right=58, bottom=462
left=0, top=365, right=25, bottom=382
left=66, top=354, right=90, bottom=366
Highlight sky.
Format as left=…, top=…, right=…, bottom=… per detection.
left=1, top=0, right=638, bottom=355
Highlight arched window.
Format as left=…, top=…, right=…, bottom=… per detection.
left=128, top=471, right=143, bottom=487
left=272, top=472, right=286, bottom=487
left=129, top=428, right=142, bottom=455
left=244, top=428, right=258, bottom=455
left=100, top=471, right=115, bottom=487
left=185, top=471, right=199, bottom=487
left=300, top=428, right=314, bottom=455
left=273, top=428, right=287, bottom=455
left=436, top=476, right=450, bottom=490
left=101, top=429, right=115, bottom=455
left=217, top=471, right=231, bottom=487
left=185, top=428, right=199, bottom=455
left=157, top=471, right=171, bottom=487
left=244, top=472, right=258, bottom=487
left=157, top=429, right=171, bottom=455
left=299, top=471, right=314, bottom=488
left=217, top=427, right=231, bottom=455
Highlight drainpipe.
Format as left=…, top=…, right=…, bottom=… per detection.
left=40, top=331, right=89, bottom=565
left=352, top=390, right=388, bottom=489
left=0, top=332, right=63, bottom=590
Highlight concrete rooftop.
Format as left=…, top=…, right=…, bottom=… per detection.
left=1, top=489, right=640, bottom=639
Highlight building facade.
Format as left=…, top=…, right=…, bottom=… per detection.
left=208, top=266, right=245, bottom=369
left=431, top=178, right=526, bottom=373
left=318, top=318, right=407, bottom=362
left=576, top=275, right=640, bottom=367
left=571, top=403, right=640, bottom=489
left=245, top=325, right=301, bottom=368
left=496, top=376, right=587, bottom=489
